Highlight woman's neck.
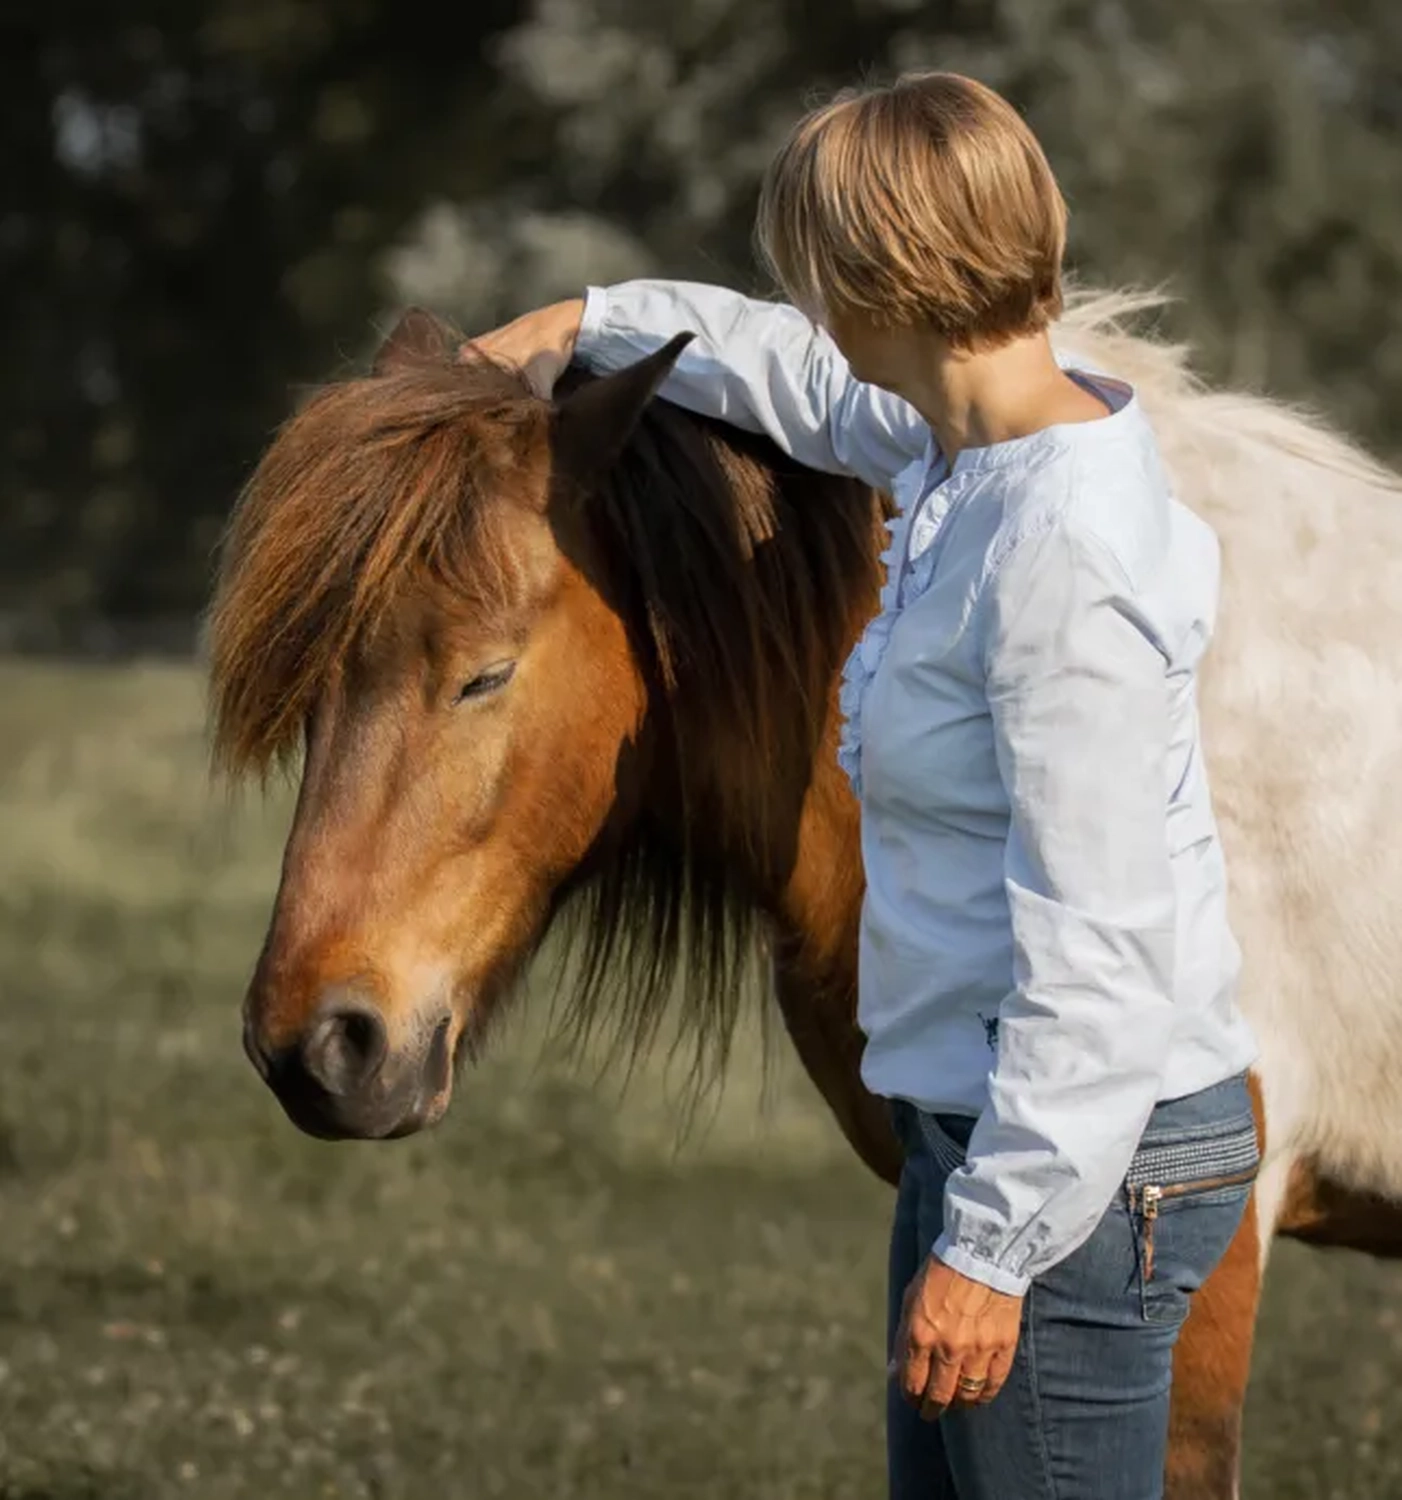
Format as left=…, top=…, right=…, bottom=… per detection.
left=887, top=329, right=1108, bottom=466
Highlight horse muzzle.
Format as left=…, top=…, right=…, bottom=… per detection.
left=243, top=987, right=455, bottom=1140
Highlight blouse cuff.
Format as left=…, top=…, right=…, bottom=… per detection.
left=576, top=284, right=620, bottom=370
left=931, top=1230, right=1031, bottom=1298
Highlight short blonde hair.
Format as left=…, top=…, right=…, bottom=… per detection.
left=755, top=72, right=1067, bottom=349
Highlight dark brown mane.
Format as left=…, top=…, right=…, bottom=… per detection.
left=209, top=338, right=885, bottom=1086
left=546, top=368, right=884, bottom=1087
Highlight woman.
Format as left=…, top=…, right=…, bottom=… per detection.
left=469, top=72, right=1260, bottom=1500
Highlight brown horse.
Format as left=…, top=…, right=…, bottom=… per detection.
left=211, top=306, right=1401, bottom=1498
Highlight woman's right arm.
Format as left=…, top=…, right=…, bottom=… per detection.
left=467, top=281, right=930, bottom=493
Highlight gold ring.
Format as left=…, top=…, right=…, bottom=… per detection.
left=957, top=1376, right=988, bottom=1393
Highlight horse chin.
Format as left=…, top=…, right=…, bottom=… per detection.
left=266, top=1073, right=440, bottom=1142
left=386, top=1081, right=454, bottom=1138
left=376, top=1016, right=460, bottom=1138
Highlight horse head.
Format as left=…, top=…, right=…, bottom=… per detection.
left=210, top=308, right=876, bottom=1139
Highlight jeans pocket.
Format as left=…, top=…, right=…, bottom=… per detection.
left=1131, top=1175, right=1256, bottom=1325
left=1126, top=1115, right=1260, bottom=1326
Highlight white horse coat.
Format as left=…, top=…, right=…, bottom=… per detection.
left=1059, top=294, right=1402, bottom=1256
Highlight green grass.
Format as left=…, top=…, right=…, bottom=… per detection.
left=0, top=658, right=1398, bottom=1498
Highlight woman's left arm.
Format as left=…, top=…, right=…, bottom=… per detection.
left=892, top=516, right=1181, bottom=1416
left=939, top=516, right=1179, bottom=1296
left=895, top=514, right=1181, bottom=1412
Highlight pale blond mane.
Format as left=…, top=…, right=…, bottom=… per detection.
left=1056, top=287, right=1402, bottom=496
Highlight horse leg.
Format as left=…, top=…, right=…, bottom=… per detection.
left=1163, top=1069, right=1270, bottom=1500
left=1174, top=1102, right=1402, bottom=1499
left=1276, top=1159, right=1402, bottom=1257
left=770, top=958, right=903, bottom=1187
left=1164, top=1187, right=1262, bottom=1500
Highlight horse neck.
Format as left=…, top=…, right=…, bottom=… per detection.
left=590, top=402, right=881, bottom=1002
left=769, top=611, right=867, bottom=983
left=652, top=447, right=875, bottom=981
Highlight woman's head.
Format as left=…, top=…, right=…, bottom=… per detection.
left=756, top=72, right=1067, bottom=355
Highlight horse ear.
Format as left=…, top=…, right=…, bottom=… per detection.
left=373, top=306, right=457, bottom=375
left=551, top=332, right=695, bottom=490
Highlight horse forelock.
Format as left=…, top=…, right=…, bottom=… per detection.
left=207, top=356, right=541, bottom=779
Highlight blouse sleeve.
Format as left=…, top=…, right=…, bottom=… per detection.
left=931, top=518, right=1178, bottom=1296
left=576, top=280, right=931, bottom=492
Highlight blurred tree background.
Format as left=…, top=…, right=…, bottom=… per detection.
left=3, top=0, right=1400, bottom=639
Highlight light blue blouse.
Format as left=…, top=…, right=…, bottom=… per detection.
left=576, top=281, right=1257, bottom=1295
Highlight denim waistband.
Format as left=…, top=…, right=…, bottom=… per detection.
left=895, top=1072, right=1259, bottom=1192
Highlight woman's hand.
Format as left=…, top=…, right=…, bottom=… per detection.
left=459, top=298, right=586, bottom=397
left=890, top=1253, right=1023, bottom=1419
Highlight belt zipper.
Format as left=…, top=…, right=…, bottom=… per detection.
left=1129, top=1167, right=1259, bottom=1283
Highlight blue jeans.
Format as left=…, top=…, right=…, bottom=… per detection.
left=887, top=1074, right=1258, bottom=1500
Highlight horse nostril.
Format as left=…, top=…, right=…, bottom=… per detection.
left=300, top=1000, right=389, bottom=1097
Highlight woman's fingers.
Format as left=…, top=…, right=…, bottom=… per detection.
left=948, top=1353, right=994, bottom=1409
left=458, top=300, right=585, bottom=398
left=891, top=1282, right=927, bottom=1405
left=919, top=1354, right=964, bottom=1421
left=895, top=1328, right=933, bottom=1408
left=460, top=334, right=560, bottom=396
left=979, top=1344, right=1016, bottom=1403
left=920, top=1347, right=1001, bottom=1418
left=901, top=1321, right=1016, bottom=1418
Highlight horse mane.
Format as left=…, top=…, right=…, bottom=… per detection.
left=208, top=336, right=883, bottom=1092
left=543, top=369, right=883, bottom=1089
left=1057, top=286, right=1402, bottom=496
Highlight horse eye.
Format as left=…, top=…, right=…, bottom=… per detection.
left=453, top=662, right=515, bottom=705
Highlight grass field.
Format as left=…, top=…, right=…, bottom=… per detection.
left=1, top=657, right=1399, bottom=1499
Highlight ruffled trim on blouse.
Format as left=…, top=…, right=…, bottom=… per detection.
left=837, top=513, right=904, bottom=799
left=836, top=486, right=962, bottom=798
